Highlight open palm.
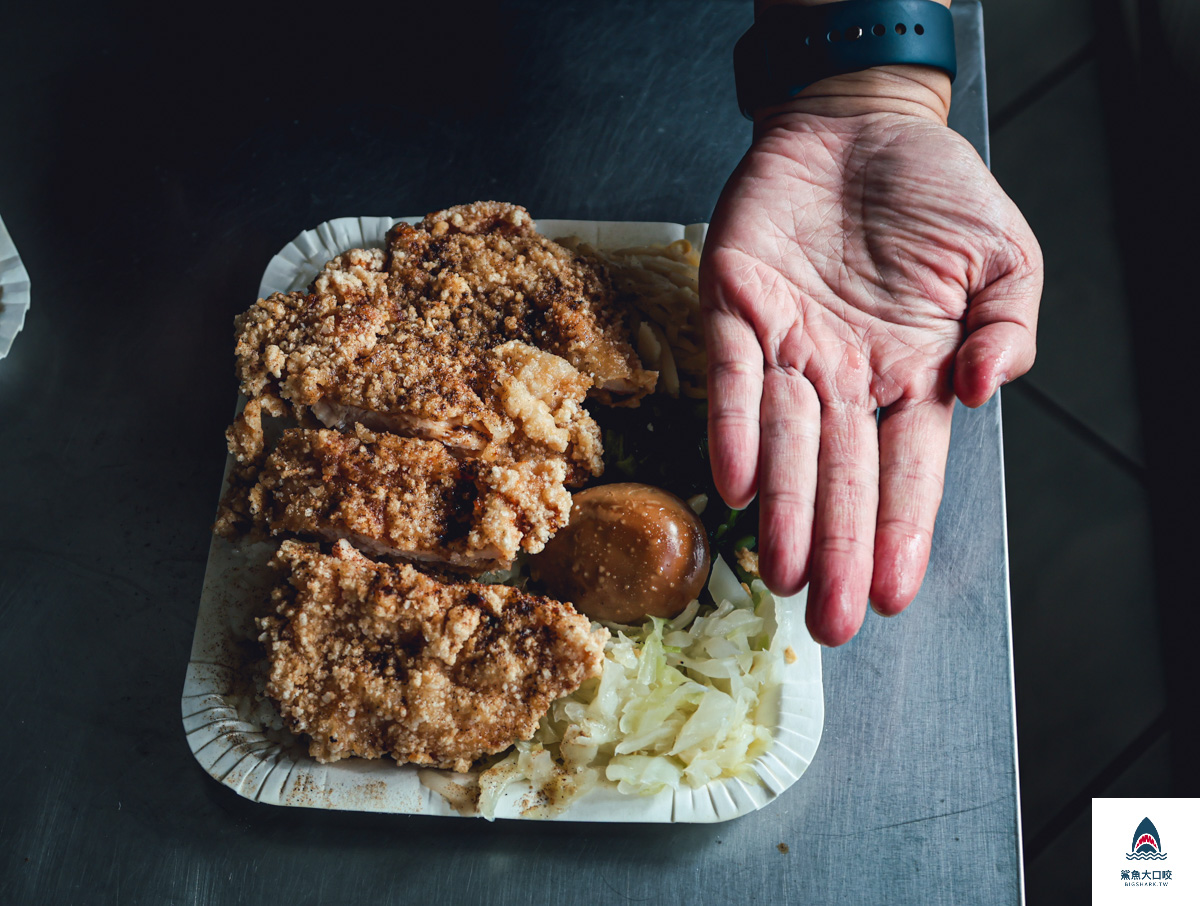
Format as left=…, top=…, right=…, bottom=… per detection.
left=701, top=112, right=1042, bottom=646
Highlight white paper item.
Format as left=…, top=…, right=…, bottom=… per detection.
left=183, top=216, right=824, bottom=822
left=0, top=214, right=31, bottom=360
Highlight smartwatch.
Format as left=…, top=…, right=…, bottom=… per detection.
left=734, top=0, right=957, bottom=118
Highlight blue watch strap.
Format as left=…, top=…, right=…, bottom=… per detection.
left=734, top=0, right=957, bottom=119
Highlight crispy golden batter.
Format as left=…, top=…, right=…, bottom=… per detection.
left=489, top=340, right=602, bottom=480
left=233, top=286, right=503, bottom=454
left=233, top=245, right=603, bottom=480
left=386, top=202, right=657, bottom=403
left=234, top=248, right=391, bottom=404
left=240, top=426, right=572, bottom=569
left=259, top=540, right=609, bottom=770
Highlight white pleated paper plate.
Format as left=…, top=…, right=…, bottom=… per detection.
left=183, top=215, right=824, bottom=822
left=0, top=214, right=31, bottom=360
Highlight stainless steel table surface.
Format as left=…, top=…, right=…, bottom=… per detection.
left=0, top=2, right=1021, bottom=903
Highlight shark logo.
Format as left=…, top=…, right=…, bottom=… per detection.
left=1127, top=817, right=1168, bottom=861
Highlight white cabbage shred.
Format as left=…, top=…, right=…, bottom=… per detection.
left=476, top=555, right=783, bottom=819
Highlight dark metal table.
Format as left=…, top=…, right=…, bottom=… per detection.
left=0, top=2, right=1020, bottom=903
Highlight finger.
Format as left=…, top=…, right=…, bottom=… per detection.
left=704, top=308, right=764, bottom=509
left=806, top=402, right=879, bottom=647
left=956, top=231, right=1043, bottom=407
left=870, top=395, right=955, bottom=615
left=757, top=365, right=820, bottom=597
left=954, top=321, right=1037, bottom=407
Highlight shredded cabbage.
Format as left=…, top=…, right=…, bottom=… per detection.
left=475, top=555, right=783, bottom=818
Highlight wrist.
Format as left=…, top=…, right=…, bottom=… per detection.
left=754, top=65, right=952, bottom=125
left=745, top=0, right=954, bottom=125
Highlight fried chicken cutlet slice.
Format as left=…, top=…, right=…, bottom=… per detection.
left=233, top=250, right=603, bottom=482
left=237, top=426, right=571, bottom=569
left=233, top=254, right=498, bottom=454
left=386, top=202, right=657, bottom=404
left=258, top=540, right=609, bottom=771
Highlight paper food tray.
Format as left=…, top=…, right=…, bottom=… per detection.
left=182, top=215, right=824, bottom=822
left=0, top=214, right=31, bottom=360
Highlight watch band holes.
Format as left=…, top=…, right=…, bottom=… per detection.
left=914, top=23, right=925, bottom=35
left=872, top=23, right=886, bottom=36
left=895, top=23, right=907, bottom=35
left=846, top=26, right=863, bottom=40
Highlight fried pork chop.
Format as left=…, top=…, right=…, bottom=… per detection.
left=233, top=253, right=603, bottom=481
left=258, top=540, right=609, bottom=771
left=386, top=202, right=657, bottom=403
left=232, top=426, right=572, bottom=569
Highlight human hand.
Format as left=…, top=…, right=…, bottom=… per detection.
left=701, top=68, right=1042, bottom=646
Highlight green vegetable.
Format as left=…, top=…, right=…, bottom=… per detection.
left=714, top=508, right=741, bottom=540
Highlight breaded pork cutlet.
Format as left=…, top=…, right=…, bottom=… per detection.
left=258, top=540, right=609, bottom=771
left=232, top=249, right=603, bottom=481
left=228, top=426, right=572, bottom=570
left=386, top=202, right=657, bottom=404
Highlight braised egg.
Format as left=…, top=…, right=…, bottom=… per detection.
left=531, top=482, right=711, bottom=624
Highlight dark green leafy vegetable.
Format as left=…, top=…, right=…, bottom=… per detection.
left=713, top=508, right=741, bottom=541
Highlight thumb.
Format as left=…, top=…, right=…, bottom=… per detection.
left=955, top=230, right=1043, bottom=408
